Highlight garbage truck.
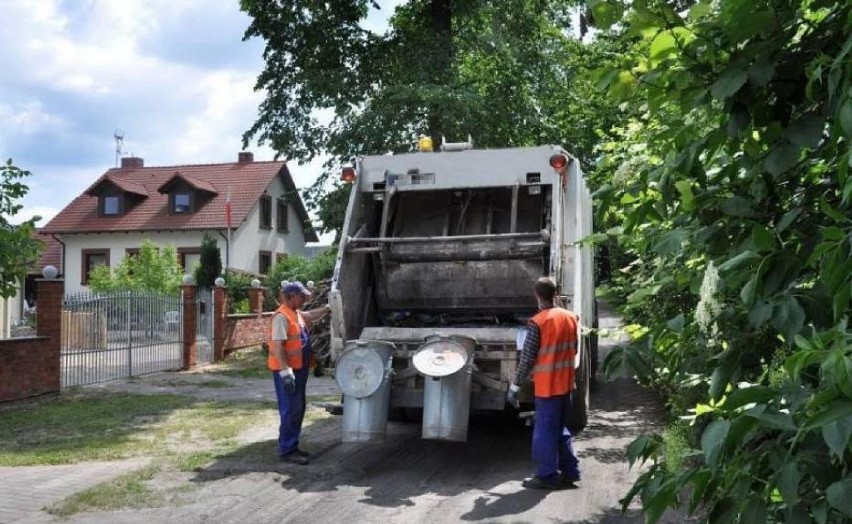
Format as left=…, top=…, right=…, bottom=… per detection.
left=329, top=142, right=596, bottom=443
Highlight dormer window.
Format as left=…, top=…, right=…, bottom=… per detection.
left=101, top=195, right=122, bottom=216
left=173, top=192, right=192, bottom=213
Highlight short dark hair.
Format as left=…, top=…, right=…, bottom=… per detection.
left=534, top=277, right=557, bottom=301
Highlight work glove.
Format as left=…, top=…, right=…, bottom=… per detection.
left=279, top=368, right=296, bottom=393
left=506, top=383, right=520, bottom=409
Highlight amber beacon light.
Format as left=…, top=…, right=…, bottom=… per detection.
left=341, top=166, right=357, bottom=183
left=549, top=153, right=568, bottom=170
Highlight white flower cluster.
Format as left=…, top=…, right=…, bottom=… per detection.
left=695, top=261, right=723, bottom=338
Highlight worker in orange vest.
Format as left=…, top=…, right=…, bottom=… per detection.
left=268, top=280, right=331, bottom=465
left=507, top=277, right=581, bottom=489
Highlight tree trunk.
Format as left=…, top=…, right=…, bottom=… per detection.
left=428, top=0, right=452, bottom=150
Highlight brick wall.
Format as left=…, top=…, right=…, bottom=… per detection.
left=0, top=278, right=62, bottom=402
left=0, top=336, right=53, bottom=402
left=223, top=312, right=273, bottom=353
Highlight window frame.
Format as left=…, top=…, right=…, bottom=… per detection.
left=258, top=250, right=272, bottom=275
left=177, top=247, right=201, bottom=271
left=81, top=249, right=110, bottom=285
left=259, top=195, right=272, bottom=230
left=276, top=198, right=289, bottom=232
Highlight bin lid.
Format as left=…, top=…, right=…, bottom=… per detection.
left=413, top=338, right=469, bottom=377
left=335, top=347, right=386, bottom=398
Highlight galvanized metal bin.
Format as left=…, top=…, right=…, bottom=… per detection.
left=414, top=334, right=476, bottom=442
left=336, top=340, right=395, bottom=443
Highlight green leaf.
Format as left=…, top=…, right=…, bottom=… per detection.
left=806, top=400, right=852, bottom=431
left=748, top=302, right=773, bottom=327
left=765, top=142, right=800, bottom=176
left=590, top=0, right=625, bottom=29
left=772, top=296, right=805, bottom=343
left=718, top=250, right=759, bottom=271
left=720, top=196, right=756, bottom=217
left=840, top=99, right=852, bottom=136
left=748, top=61, right=775, bottom=87
left=701, top=419, right=730, bottom=467
left=666, top=313, right=685, bottom=333
left=826, top=478, right=852, bottom=518
left=822, top=414, right=852, bottom=459
left=752, top=226, right=774, bottom=251
left=653, top=230, right=687, bottom=255
left=741, top=273, right=759, bottom=305
left=711, top=68, right=747, bottom=101
left=776, top=462, right=800, bottom=506
left=688, top=1, right=712, bottom=21
left=723, top=386, right=775, bottom=411
left=675, top=180, right=695, bottom=211
left=777, top=208, right=801, bottom=232
left=745, top=405, right=796, bottom=431
left=649, top=31, right=677, bottom=61
left=741, top=500, right=767, bottom=523
left=786, top=116, right=825, bottom=149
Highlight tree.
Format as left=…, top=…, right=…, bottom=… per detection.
left=194, top=233, right=222, bottom=288
left=0, top=159, right=41, bottom=298
left=88, top=240, right=183, bottom=295
left=240, top=0, right=621, bottom=234
left=587, top=0, right=851, bottom=521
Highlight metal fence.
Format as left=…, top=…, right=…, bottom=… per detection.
left=61, top=290, right=183, bottom=388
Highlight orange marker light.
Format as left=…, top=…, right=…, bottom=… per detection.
left=341, top=167, right=356, bottom=183
left=549, top=154, right=568, bottom=170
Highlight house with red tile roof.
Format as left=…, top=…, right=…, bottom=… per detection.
left=40, top=152, right=318, bottom=294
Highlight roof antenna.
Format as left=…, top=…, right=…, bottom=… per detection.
left=114, top=129, right=124, bottom=167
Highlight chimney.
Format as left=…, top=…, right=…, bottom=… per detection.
left=121, top=157, right=144, bottom=169
left=237, top=152, right=254, bottom=163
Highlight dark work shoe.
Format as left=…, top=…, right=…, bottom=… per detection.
left=295, top=449, right=310, bottom=457
left=522, top=476, right=563, bottom=490
left=560, top=473, right=580, bottom=487
left=279, top=451, right=309, bottom=465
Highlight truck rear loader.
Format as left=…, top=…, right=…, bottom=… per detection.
left=329, top=143, right=597, bottom=443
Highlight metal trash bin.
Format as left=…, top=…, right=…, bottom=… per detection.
left=335, top=340, right=395, bottom=443
left=413, top=334, right=476, bottom=442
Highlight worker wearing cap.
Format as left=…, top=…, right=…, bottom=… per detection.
left=507, top=277, right=581, bottom=489
left=268, top=280, right=331, bottom=465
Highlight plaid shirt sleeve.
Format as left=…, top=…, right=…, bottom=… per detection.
left=515, top=321, right=540, bottom=386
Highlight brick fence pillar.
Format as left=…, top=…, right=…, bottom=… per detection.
left=36, top=277, right=64, bottom=393
left=213, top=284, right=226, bottom=362
left=181, top=284, right=197, bottom=370
left=248, top=287, right=264, bottom=318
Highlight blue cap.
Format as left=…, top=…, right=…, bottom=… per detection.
left=282, top=281, right=312, bottom=296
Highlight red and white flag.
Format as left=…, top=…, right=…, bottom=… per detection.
left=225, top=187, right=232, bottom=229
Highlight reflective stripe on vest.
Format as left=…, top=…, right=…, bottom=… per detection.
left=530, top=307, right=578, bottom=398
left=267, top=305, right=304, bottom=371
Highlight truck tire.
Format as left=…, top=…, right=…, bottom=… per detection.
left=569, top=338, right=591, bottom=433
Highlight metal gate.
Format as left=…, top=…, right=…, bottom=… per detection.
left=196, top=287, right=214, bottom=365
left=61, top=291, right=183, bottom=388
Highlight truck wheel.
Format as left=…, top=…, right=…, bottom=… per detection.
left=569, top=340, right=591, bottom=433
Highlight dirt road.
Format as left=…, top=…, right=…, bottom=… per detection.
left=44, top=305, right=684, bottom=524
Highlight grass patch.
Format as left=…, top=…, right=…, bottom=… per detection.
left=46, top=463, right=163, bottom=517
left=150, top=378, right=234, bottom=389
left=0, top=392, right=274, bottom=466
left=207, top=346, right=268, bottom=379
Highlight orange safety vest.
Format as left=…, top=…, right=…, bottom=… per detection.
left=530, top=307, right=578, bottom=398
left=267, top=305, right=304, bottom=371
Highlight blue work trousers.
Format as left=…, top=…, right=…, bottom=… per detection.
left=532, top=394, right=580, bottom=480
left=273, top=366, right=309, bottom=455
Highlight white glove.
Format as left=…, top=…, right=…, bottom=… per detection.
left=506, top=383, right=520, bottom=408
left=279, top=368, right=296, bottom=392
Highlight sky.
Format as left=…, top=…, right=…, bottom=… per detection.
left=1, top=0, right=401, bottom=242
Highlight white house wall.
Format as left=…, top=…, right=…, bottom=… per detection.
left=230, top=174, right=307, bottom=273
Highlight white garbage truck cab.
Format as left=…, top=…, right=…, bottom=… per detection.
left=329, top=144, right=596, bottom=443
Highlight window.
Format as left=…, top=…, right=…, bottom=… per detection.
left=276, top=198, right=289, bottom=232
left=102, top=195, right=122, bottom=216
left=81, top=249, right=110, bottom=285
left=177, top=247, right=201, bottom=271
left=173, top=192, right=191, bottom=213
left=259, top=195, right=272, bottom=229
left=259, top=251, right=272, bottom=274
